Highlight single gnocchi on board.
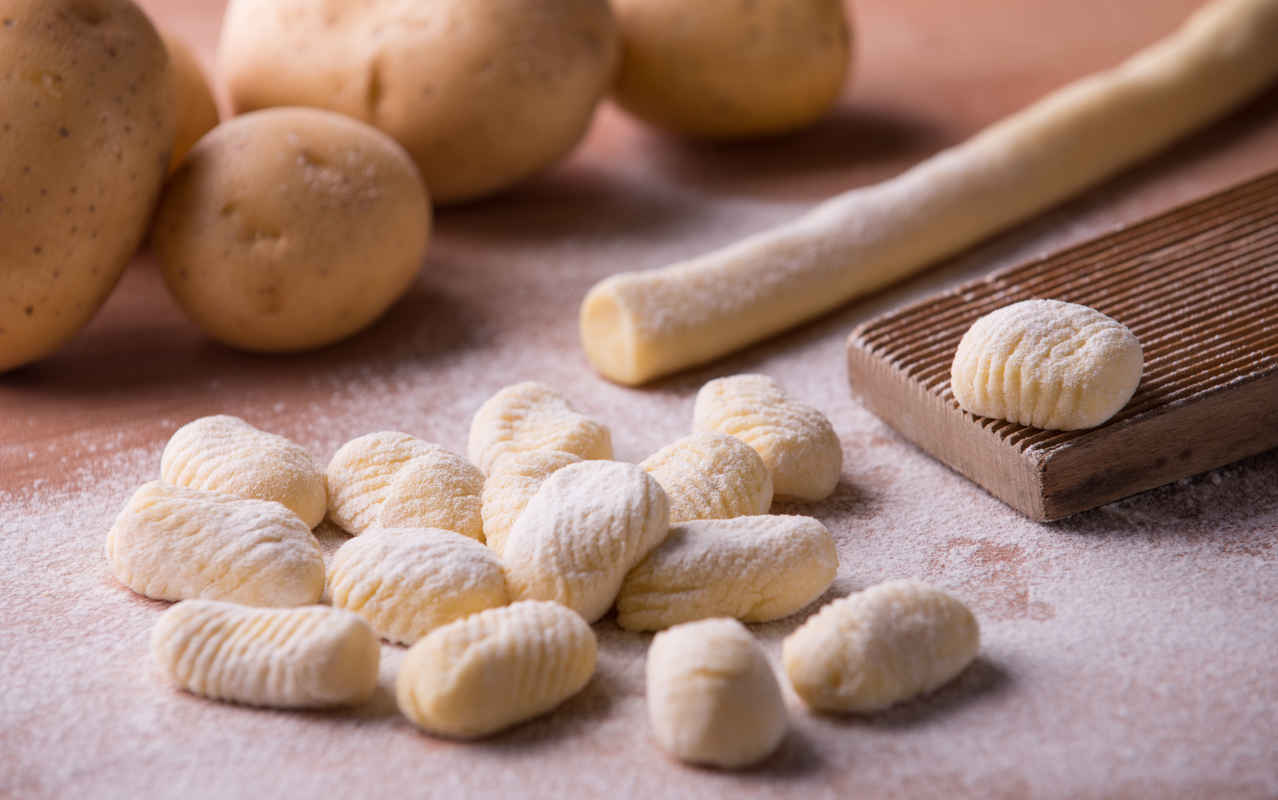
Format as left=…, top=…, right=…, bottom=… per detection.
left=479, top=449, right=582, bottom=557
left=396, top=601, right=598, bottom=739
left=639, top=432, right=773, bottom=522
left=376, top=449, right=485, bottom=540
left=151, top=600, right=380, bottom=708
left=950, top=299, right=1143, bottom=430
left=782, top=579, right=980, bottom=713
left=694, top=374, right=842, bottom=501
left=325, top=432, right=446, bottom=535
left=467, top=382, right=613, bottom=473
left=106, top=482, right=324, bottom=607
left=327, top=527, right=509, bottom=644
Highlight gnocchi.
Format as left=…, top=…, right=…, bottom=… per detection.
left=646, top=618, right=788, bottom=769
left=152, top=600, right=379, bottom=708
left=694, top=375, right=842, bottom=501
left=639, top=432, right=773, bottom=522
left=480, top=450, right=582, bottom=557
left=950, top=299, right=1143, bottom=430
left=467, top=382, right=613, bottom=473
left=616, top=515, right=837, bottom=631
left=502, top=461, right=670, bottom=622
left=782, top=579, right=980, bottom=713
left=160, top=415, right=327, bottom=529
left=396, top=601, right=597, bottom=739
left=376, top=449, right=485, bottom=541
left=324, top=432, right=440, bottom=535
left=106, top=482, right=324, bottom=607
left=328, top=527, right=509, bottom=645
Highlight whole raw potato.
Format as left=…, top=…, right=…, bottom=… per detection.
left=612, top=0, right=852, bottom=139
left=0, top=0, right=174, bottom=372
left=161, top=31, right=219, bottom=173
left=151, top=108, right=430, bottom=353
left=218, top=0, right=619, bottom=204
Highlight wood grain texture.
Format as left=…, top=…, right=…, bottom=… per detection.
left=848, top=170, right=1278, bottom=520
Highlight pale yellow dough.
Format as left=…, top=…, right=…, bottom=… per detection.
left=376, top=449, right=485, bottom=541
left=639, top=432, right=773, bottom=523
left=467, top=382, right=613, bottom=474
left=324, top=432, right=442, bottom=535
left=480, top=450, right=582, bottom=557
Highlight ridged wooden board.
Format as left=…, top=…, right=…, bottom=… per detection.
left=847, top=169, right=1278, bottom=521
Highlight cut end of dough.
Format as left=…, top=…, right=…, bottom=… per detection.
left=580, top=278, right=643, bottom=385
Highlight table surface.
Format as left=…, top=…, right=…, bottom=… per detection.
left=3, top=1, right=1277, bottom=798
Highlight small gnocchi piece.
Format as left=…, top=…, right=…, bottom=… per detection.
left=693, top=375, right=842, bottom=502
left=639, top=432, right=773, bottom=522
left=160, top=415, right=327, bottom=529
left=328, top=527, right=509, bottom=644
left=616, top=515, right=837, bottom=631
left=503, top=461, right=670, bottom=622
left=151, top=600, right=379, bottom=708
left=376, top=450, right=485, bottom=541
left=106, top=482, right=324, bottom=606
left=646, top=618, right=788, bottom=769
left=396, top=600, right=597, bottom=739
left=467, top=382, right=613, bottom=473
left=480, top=450, right=583, bottom=557
left=325, top=432, right=440, bottom=535
left=782, top=579, right=980, bottom=713
left=950, top=299, right=1143, bottom=430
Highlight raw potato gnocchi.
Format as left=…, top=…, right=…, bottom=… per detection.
left=503, top=460, right=670, bottom=622
left=782, top=579, right=980, bottom=713
left=106, top=482, right=324, bottom=606
left=328, top=527, right=508, bottom=645
left=694, top=375, right=842, bottom=501
left=950, top=299, right=1144, bottom=430
left=468, top=382, right=613, bottom=474
left=396, top=601, right=597, bottom=739
left=152, top=600, right=379, bottom=708
left=161, top=415, right=327, bottom=529
left=639, top=432, right=772, bottom=523
left=616, top=516, right=837, bottom=631
left=376, top=449, right=485, bottom=541
left=325, top=432, right=442, bottom=535
left=480, top=449, right=582, bottom=557
left=646, top=618, right=788, bottom=768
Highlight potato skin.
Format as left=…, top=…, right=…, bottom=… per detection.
left=0, top=0, right=174, bottom=372
left=612, top=0, right=852, bottom=139
left=151, top=107, right=430, bottom=353
left=161, top=31, right=219, bottom=173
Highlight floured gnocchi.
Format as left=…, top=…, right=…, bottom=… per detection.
left=480, top=449, right=582, bottom=557
left=325, top=432, right=441, bottom=535
left=950, top=299, right=1143, bottom=430
left=376, top=449, right=485, bottom=541
left=467, top=382, right=613, bottom=473
left=639, top=432, right=773, bottom=522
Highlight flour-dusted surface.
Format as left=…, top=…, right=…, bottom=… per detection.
left=1, top=0, right=1276, bottom=797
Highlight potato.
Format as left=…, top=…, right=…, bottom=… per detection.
left=612, top=0, right=852, bottom=139
left=151, top=108, right=430, bottom=353
left=161, top=31, right=219, bottom=173
left=0, top=0, right=174, bottom=372
left=218, top=0, right=619, bottom=205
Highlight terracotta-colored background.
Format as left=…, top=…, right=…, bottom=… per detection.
left=2, top=1, right=1276, bottom=797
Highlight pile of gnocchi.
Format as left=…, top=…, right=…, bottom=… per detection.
left=107, top=375, right=980, bottom=769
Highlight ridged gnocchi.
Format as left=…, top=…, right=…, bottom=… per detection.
left=503, top=460, right=670, bottom=622
left=151, top=600, right=379, bottom=708
left=325, top=432, right=440, bottom=535
left=693, top=374, right=842, bottom=502
left=782, top=579, right=980, bottom=713
left=106, top=481, right=324, bottom=606
left=646, top=618, right=788, bottom=769
left=396, top=601, right=597, bottom=739
left=639, top=432, right=773, bottom=523
left=328, top=527, right=509, bottom=644
left=480, top=449, right=582, bottom=557
left=160, top=414, right=327, bottom=529
left=467, top=382, right=613, bottom=473
left=376, top=449, right=485, bottom=541
left=616, top=515, right=837, bottom=631
left=950, top=299, right=1143, bottom=430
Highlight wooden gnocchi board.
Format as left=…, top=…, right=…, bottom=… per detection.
left=846, top=169, right=1278, bottom=521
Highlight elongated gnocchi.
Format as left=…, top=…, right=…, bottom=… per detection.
left=396, top=600, right=597, bottom=739
left=480, top=449, right=582, bottom=557
left=503, top=460, right=670, bottom=622
left=782, top=579, right=979, bottom=713
left=106, top=482, right=324, bottom=606
left=376, top=449, right=485, bottom=540
left=467, top=382, right=613, bottom=473
left=616, top=515, right=837, bottom=631
left=161, top=415, right=327, bottom=529
left=694, top=375, right=842, bottom=501
left=639, top=432, right=772, bottom=522
left=151, top=600, right=379, bottom=708
left=328, top=527, right=509, bottom=644
left=950, top=299, right=1143, bottom=430
left=325, top=432, right=441, bottom=535
left=646, top=618, right=788, bottom=769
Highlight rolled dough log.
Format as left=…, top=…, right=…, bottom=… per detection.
left=579, top=0, right=1278, bottom=385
